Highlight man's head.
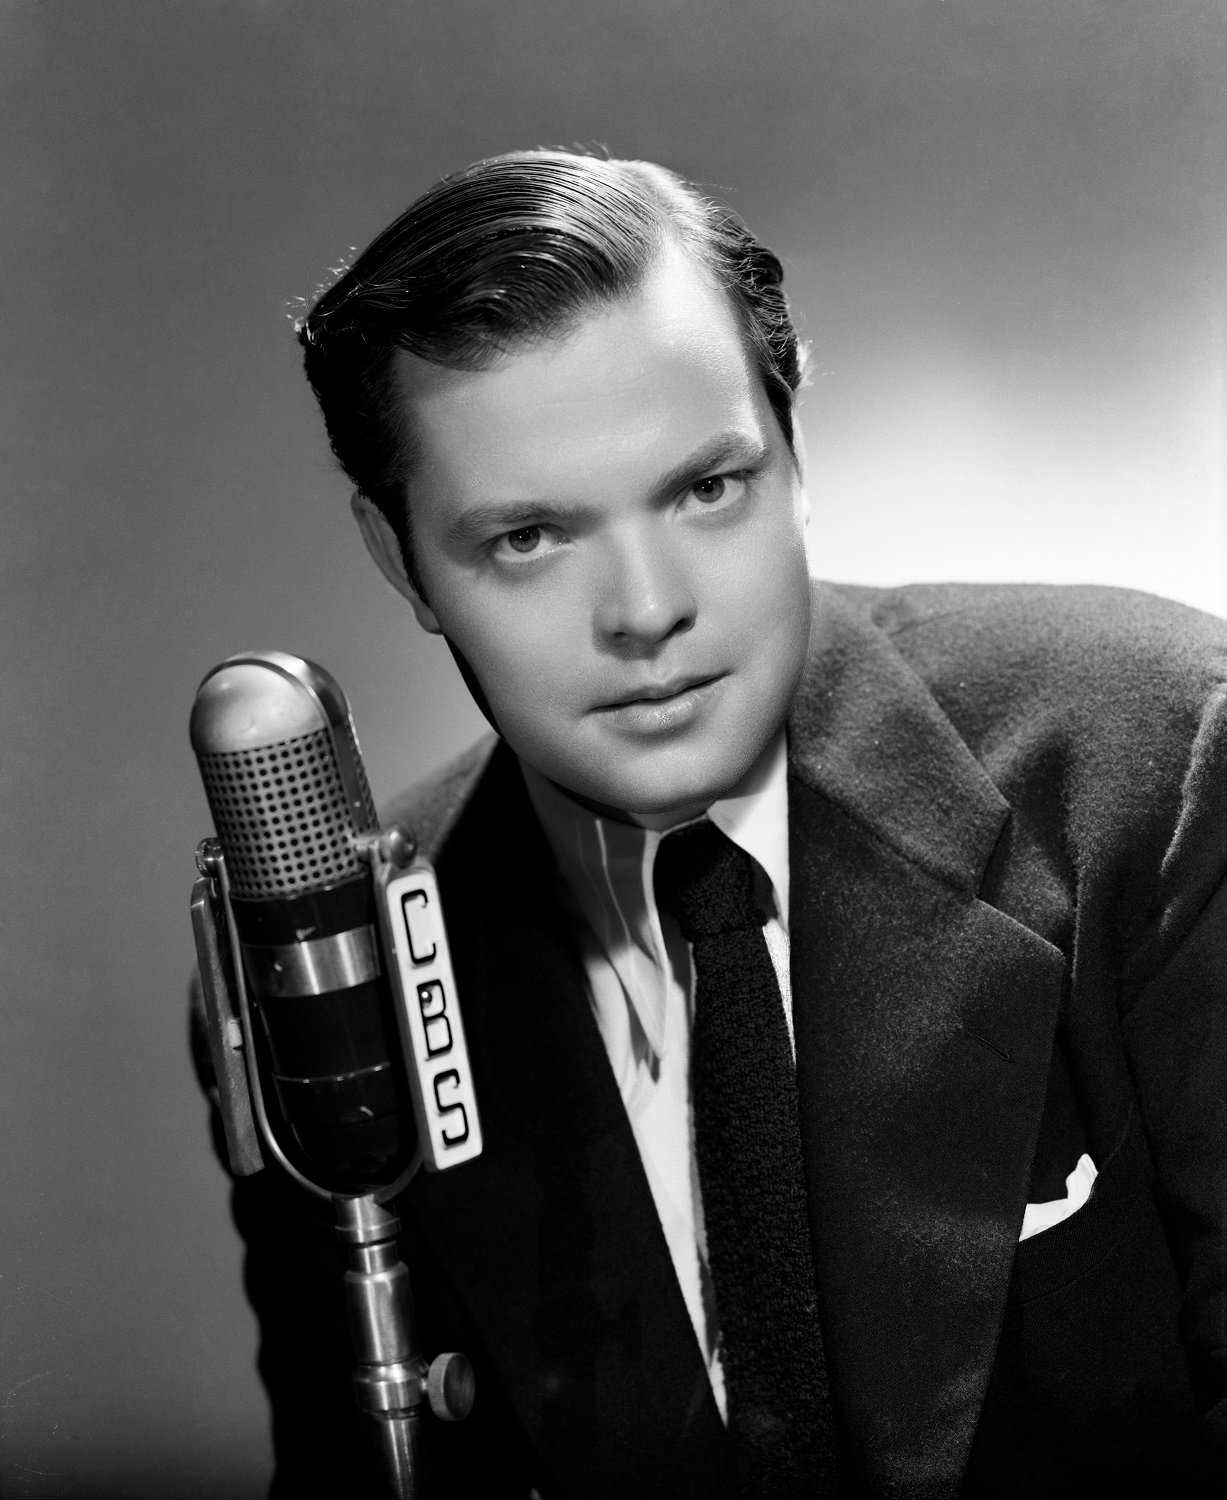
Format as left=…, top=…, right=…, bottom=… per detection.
left=299, top=150, right=813, bottom=824
left=299, top=150, right=805, bottom=575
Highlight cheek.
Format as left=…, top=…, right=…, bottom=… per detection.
left=443, top=595, right=580, bottom=725
left=715, top=514, right=809, bottom=634
left=775, top=546, right=815, bottom=652
left=731, top=540, right=812, bottom=712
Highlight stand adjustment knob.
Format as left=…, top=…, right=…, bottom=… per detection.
left=426, top=1352, right=475, bottom=1422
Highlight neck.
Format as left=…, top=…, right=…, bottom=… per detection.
left=532, top=729, right=787, bottom=833
left=563, top=787, right=709, bottom=832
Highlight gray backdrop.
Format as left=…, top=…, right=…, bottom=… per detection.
left=3, top=2, right=1224, bottom=1494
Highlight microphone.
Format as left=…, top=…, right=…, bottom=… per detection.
left=189, top=651, right=480, bottom=1196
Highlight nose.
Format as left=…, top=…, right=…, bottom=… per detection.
left=593, top=530, right=697, bottom=650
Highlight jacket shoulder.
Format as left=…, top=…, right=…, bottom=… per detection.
left=825, top=581, right=1227, bottom=736
left=822, top=581, right=1227, bottom=981
left=830, top=579, right=1227, bottom=665
left=380, top=734, right=499, bottom=864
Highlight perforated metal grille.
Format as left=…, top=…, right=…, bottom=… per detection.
left=198, top=727, right=377, bottom=898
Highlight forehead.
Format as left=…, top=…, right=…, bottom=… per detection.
left=394, top=246, right=770, bottom=507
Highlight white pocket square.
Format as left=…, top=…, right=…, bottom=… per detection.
left=1019, top=1153, right=1098, bottom=1241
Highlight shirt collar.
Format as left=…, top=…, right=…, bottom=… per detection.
left=521, top=732, right=790, bottom=1059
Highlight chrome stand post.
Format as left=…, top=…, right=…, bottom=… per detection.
left=336, top=1194, right=475, bottom=1499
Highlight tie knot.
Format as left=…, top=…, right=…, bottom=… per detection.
left=653, top=820, right=764, bottom=942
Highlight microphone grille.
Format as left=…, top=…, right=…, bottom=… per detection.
left=197, top=721, right=377, bottom=898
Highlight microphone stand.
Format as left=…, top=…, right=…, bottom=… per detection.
left=337, top=1193, right=474, bottom=1494
left=191, top=830, right=478, bottom=1498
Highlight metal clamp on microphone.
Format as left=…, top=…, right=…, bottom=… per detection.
left=189, top=651, right=480, bottom=1496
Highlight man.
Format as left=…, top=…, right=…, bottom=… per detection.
left=219, top=150, right=1226, bottom=1496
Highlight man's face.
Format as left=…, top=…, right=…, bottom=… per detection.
left=394, top=245, right=813, bottom=825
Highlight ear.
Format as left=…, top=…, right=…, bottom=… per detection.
left=789, top=422, right=813, bottom=530
left=350, top=490, right=441, bottom=634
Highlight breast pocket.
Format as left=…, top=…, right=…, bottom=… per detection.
left=1005, top=1103, right=1159, bottom=1304
left=1019, top=1152, right=1098, bottom=1242
left=974, top=1105, right=1205, bottom=1494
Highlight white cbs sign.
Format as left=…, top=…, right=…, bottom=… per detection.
left=381, top=864, right=482, bottom=1171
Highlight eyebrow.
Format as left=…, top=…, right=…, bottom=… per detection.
left=445, top=429, right=770, bottom=547
left=655, top=430, right=770, bottom=500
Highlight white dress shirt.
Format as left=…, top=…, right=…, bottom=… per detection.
left=521, top=733, right=793, bottom=1419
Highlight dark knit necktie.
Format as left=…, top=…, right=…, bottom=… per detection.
left=655, top=819, right=841, bottom=1498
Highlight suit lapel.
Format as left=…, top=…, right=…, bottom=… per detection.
left=405, top=749, right=727, bottom=1498
left=788, top=588, right=1065, bottom=1498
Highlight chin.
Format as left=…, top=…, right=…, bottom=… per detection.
left=592, top=754, right=750, bottom=824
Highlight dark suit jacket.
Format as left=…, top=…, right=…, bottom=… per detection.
left=227, top=582, right=1227, bottom=1498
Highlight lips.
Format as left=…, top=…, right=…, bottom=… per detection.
left=598, top=673, right=719, bottom=709
left=587, top=674, right=727, bottom=738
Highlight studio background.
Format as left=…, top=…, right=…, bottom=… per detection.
left=3, top=2, right=1223, bottom=1494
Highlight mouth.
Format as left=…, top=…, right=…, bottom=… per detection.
left=598, top=673, right=720, bottom=710
left=592, top=673, right=726, bottom=735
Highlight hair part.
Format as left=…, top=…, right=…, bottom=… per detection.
left=297, top=149, right=805, bottom=577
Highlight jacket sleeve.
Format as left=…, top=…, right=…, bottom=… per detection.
left=1121, top=682, right=1227, bottom=1450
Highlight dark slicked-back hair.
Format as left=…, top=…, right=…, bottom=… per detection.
left=297, top=149, right=804, bottom=562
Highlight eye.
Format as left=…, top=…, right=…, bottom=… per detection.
left=506, top=526, right=542, bottom=553
left=490, top=523, right=565, bottom=564
left=683, top=472, right=748, bottom=512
